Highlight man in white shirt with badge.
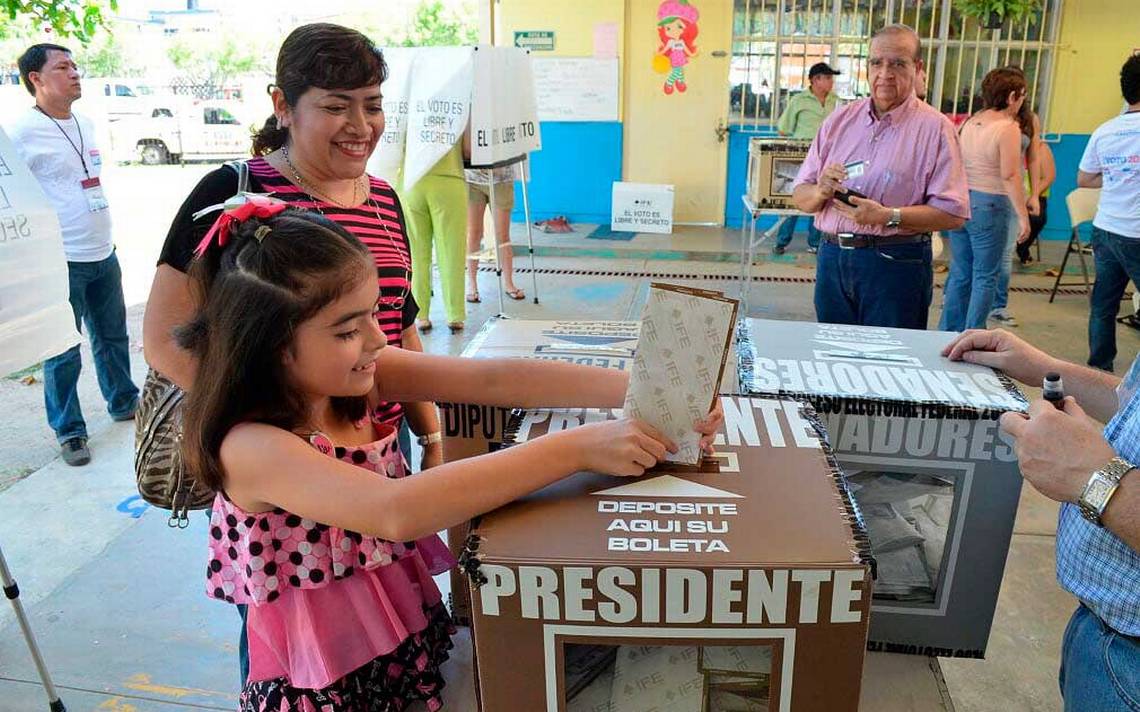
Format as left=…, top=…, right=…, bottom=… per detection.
left=1082, top=54, right=1140, bottom=373
left=9, top=43, right=138, bottom=466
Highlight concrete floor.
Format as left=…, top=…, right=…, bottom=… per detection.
left=1, top=177, right=1137, bottom=711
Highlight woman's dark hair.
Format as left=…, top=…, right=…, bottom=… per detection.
left=252, top=23, right=388, bottom=156
left=980, top=67, right=1027, bottom=112
left=1001, top=66, right=1036, bottom=138
left=178, top=209, right=374, bottom=491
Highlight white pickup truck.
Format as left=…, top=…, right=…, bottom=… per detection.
left=110, top=101, right=251, bottom=164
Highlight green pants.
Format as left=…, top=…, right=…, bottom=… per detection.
left=402, top=174, right=467, bottom=324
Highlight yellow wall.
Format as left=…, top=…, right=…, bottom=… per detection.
left=491, top=0, right=626, bottom=116
left=1049, top=0, right=1138, bottom=134
left=492, top=0, right=626, bottom=58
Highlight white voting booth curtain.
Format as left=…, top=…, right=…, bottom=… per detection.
left=468, top=45, right=541, bottom=167
left=368, top=45, right=541, bottom=188
left=0, top=126, right=80, bottom=376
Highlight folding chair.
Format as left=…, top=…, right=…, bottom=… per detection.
left=1049, top=187, right=1099, bottom=303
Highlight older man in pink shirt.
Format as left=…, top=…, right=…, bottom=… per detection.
left=793, top=24, right=970, bottom=329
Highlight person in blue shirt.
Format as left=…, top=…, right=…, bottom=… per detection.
left=943, top=327, right=1139, bottom=712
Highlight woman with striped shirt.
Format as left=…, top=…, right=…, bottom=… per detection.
left=142, top=23, right=443, bottom=681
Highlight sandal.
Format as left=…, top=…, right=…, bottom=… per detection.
left=466, top=291, right=481, bottom=303
left=505, top=287, right=526, bottom=301
left=448, top=322, right=464, bottom=333
left=416, top=319, right=433, bottom=333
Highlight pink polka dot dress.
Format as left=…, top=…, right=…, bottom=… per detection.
left=206, top=419, right=456, bottom=711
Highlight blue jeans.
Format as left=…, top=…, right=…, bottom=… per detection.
left=237, top=603, right=249, bottom=685
left=1088, top=227, right=1140, bottom=371
left=814, top=238, right=933, bottom=329
left=775, top=215, right=820, bottom=250
left=44, top=252, right=138, bottom=443
left=399, top=419, right=413, bottom=464
left=938, top=191, right=1011, bottom=331
left=1059, top=605, right=1140, bottom=711
left=992, top=196, right=1019, bottom=311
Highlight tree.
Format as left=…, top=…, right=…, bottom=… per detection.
left=382, top=0, right=478, bottom=47
left=167, top=35, right=266, bottom=98
left=74, top=30, right=142, bottom=78
left=2, top=0, right=118, bottom=43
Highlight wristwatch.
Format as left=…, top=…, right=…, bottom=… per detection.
left=1077, top=456, right=1135, bottom=526
left=417, top=432, right=443, bottom=447
left=885, top=208, right=902, bottom=229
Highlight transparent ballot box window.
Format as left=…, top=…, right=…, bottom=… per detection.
left=844, top=468, right=958, bottom=607
left=562, top=643, right=773, bottom=712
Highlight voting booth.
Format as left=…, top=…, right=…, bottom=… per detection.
left=0, top=125, right=78, bottom=712
left=738, top=319, right=1027, bottom=658
left=367, top=45, right=543, bottom=313
left=465, top=396, right=874, bottom=711
left=0, top=126, right=80, bottom=376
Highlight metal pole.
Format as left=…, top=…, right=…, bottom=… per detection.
left=0, top=544, right=66, bottom=712
left=518, top=157, right=539, bottom=304
left=489, top=175, right=505, bottom=316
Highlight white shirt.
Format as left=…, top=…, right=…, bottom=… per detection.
left=1078, top=110, right=1140, bottom=238
left=7, top=107, right=113, bottom=262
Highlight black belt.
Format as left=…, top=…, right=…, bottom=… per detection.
left=821, top=232, right=932, bottom=249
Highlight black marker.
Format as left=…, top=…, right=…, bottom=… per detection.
left=1043, top=372, right=1065, bottom=410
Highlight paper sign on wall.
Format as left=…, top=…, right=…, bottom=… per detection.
left=532, top=57, right=619, bottom=122
left=514, top=31, right=555, bottom=52
left=594, top=22, right=619, bottom=58
left=0, top=127, right=81, bottom=376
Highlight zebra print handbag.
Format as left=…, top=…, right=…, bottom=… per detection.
left=134, top=369, right=210, bottom=527
left=134, top=161, right=250, bottom=527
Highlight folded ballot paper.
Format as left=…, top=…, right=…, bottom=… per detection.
left=594, top=644, right=771, bottom=712
left=623, top=284, right=738, bottom=465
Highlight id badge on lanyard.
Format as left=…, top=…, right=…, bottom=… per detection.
left=81, top=177, right=109, bottom=212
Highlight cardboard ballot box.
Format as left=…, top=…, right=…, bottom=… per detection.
left=738, top=319, right=1028, bottom=659
left=440, top=318, right=641, bottom=622
left=746, top=139, right=810, bottom=210
left=465, top=395, right=874, bottom=712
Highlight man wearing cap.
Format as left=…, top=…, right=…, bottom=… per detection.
left=773, top=62, right=841, bottom=255
left=793, top=24, right=970, bottom=329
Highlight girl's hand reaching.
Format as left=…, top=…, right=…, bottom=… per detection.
left=573, top=419, right=677, bottom=477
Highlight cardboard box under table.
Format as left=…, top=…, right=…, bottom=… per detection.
left=738, top=319, right=1028, bottom=659
left=440, top=318, right=641, bottom=622
left=465, top=395, right=874, bottom=712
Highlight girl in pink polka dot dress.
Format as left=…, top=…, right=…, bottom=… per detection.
left=178, top=205, right=724, bottom=711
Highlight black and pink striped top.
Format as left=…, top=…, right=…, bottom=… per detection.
left=160, top=157, right=417, bottom=428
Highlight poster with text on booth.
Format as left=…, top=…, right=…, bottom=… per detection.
left=624, top=284, right=738, bottom=465
left=0, top=126, right=80, bottom=377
